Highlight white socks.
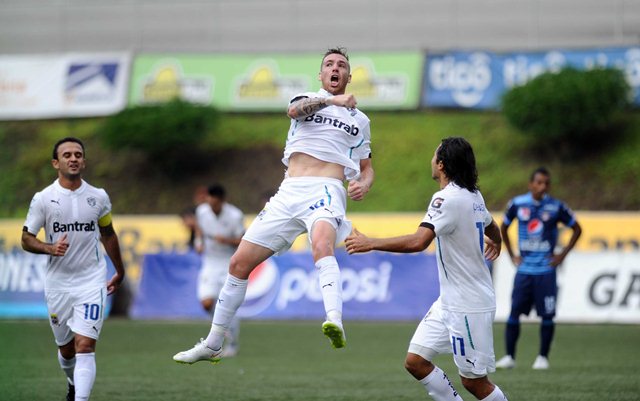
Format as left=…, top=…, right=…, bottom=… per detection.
left=316, top=256, right=343, bottom=320
left=74, top=352, right=96, bottom=401
left=57, top=350, right=75, bottom=385
left=419, top=366, right=464, bottom=401
left=208, top=275, right=248, bottom=350
left=481, top=385, right=508, bottom=401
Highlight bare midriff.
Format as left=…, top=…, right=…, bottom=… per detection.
left=286, top=152, right=345, bottom=180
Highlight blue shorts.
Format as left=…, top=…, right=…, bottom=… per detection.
left=509, top=271, right=557, bottom=320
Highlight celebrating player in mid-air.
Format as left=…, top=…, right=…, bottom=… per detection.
left=173, top=46, right=374, bottom=364
left=346, top=137, right=508, bottom=401
left=22, top=137, right=125, bottom=401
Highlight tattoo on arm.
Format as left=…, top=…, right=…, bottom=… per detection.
left=293, top=97, right=328, bottom=118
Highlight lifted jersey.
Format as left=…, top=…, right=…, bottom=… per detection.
left=421, top=183, right=495, bottom=313
left=195, top=202, right=245, bottom=259
left=24, top=180, right=111, bottom=291
left=503, top=192, right=576, bottom=275
left=283, top=88, right=372, bottom=181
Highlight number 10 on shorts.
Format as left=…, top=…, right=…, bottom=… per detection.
left=83, top=303, right=100, bottom=321
left=451, top=336, right=466, bottom=356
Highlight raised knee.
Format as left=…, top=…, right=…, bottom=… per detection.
left=229, top=255, right=250, bottom=278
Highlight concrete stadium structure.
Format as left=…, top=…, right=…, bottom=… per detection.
left=1, top=0, right=639, bottom=54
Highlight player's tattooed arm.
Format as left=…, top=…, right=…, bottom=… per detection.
left=287, top=96, right=329, bottom=119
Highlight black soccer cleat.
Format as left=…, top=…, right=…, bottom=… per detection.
left=66, top=383, right=75, bottom=401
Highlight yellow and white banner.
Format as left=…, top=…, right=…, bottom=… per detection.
left=1, top=212, right=638, bottom=282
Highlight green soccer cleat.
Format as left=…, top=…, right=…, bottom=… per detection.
left=322, top=320, right=347, bottom=349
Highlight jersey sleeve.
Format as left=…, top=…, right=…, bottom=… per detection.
left=99, top=189, right=113, bottom=220
left=421, top=193, right=456, bottom=236
left=558, top=201, right=577, bottom=227
left=288, top=91, right=317, bottom=106
left=351, top=118, right=372, bottom=160
left=503, top=199, right=517, bottom=226
left=23, top=192, right=45, bottom=235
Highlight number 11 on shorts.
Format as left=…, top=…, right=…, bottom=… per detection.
left=452, top=336, right=466, bottom=356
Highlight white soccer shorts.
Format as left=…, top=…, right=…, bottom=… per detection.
left=408, top=298, right=497, bottom=379
left=45, top=286, right=108, bottom=345
left=197, top=256, right=230, bottom=301
left=243, top=176, right=352, bottom=254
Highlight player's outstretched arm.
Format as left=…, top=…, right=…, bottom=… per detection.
left=345, top=226, right=434, bottom=254
left=99, top=223, right=126, bottom=295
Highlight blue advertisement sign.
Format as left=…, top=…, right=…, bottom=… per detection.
left=0, top=251, right=115, bottom=318
left=129, top=252, right=209, bottom=320
left=424, top=51, right=504, bottom=109
left=424, top=46, right=640, bottom=109
left=130, top=250, right=440, bottom=321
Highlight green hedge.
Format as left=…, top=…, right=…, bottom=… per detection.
left=501, top=67, right=630, bottom=153
left=100, top=100, right=218, bottom=174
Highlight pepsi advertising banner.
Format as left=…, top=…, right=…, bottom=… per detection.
left=423, top=46, right=640, bottom=109
left=130, top=251, right=440, bottom=321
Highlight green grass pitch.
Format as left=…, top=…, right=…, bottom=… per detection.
left=1, top=320, right=638, bottom=400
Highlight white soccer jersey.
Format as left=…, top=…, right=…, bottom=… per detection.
left=422, top=183, right=496, bottom=313
left=195, top=202, right=245, bottom=259
left=282, top=89, right=372, bottom=181
left=23, top=179, right=111, bottom=292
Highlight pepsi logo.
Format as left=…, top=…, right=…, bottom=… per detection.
left=238, top=259, right=280, bottom=317
left=527, top=219, right=544, bottom=235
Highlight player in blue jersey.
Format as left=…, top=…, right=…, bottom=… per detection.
left=495, top=167, right=581, bottom=370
